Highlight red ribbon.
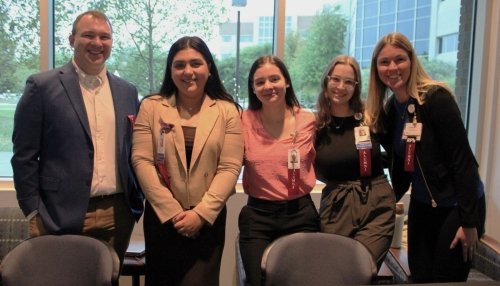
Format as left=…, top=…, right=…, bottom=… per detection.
left=404, top=138, right=416, bottom=172
left=358, top=149, right=372, bottom=177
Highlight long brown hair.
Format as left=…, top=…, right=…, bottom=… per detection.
left=316, top=55, right=363, bottom=134
left=247, top=55, right=300, bottom=110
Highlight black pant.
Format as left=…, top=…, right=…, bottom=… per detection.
left=407, top=195, right=486, bottom=283
left=144, top=202, right=226, bottom=286
left=238, top=194, right=320, bottom=286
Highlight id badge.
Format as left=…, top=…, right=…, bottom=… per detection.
left=288, top=148, right=300, bottom=169
left=402, top=123, right=423, bottom=141
left=354, top=126, right=372, bottom=150
left=288, top=148, right=300, bottom=196
left=155, top=131, right=171, bottom=187
left=156, top=132, right=165, bottom=164
left=354, top=126, right=370, bottom=143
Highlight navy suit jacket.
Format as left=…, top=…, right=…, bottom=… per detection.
left=11, top=61, right=144, bottom=234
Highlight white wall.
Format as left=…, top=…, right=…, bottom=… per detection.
left=469, top=0, right=500, bottom=242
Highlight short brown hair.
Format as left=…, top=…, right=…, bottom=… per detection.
left=71, top=10, right=112, bottom=35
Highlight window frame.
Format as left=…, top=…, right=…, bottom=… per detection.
left=0, top=0, right=490, bottom=185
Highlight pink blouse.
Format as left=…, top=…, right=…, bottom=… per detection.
left=241, top=109, right=317, bottom=201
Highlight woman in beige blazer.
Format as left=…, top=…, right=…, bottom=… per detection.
left=132, top=36, right=243, bottom=286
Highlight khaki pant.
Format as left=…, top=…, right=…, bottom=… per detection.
left=29, top=193, right=135, bottom=267
left=319, top=175, right=396, bottom=268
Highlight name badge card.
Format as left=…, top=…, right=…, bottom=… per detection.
left=287, top=148, right=300, bottom=196
left=354, top=126, right=372, bottom=177
left=354, top=126, right=372, bottom=150
left=402, top=123, right=423, bottom=141
left=156, top=128, right=170, bottom=187
left=156, top=132, right=165, bottom=164
left=287, top=148, right=300, bottom=169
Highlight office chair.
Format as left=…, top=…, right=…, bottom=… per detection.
left=261, top=232, right=377, bottom=286
left=0, top=234, right=120, bottom=286
left=0, top=207, right=29, bottom=262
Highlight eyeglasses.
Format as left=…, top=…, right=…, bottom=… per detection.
left=327, top=75, right=358, bottom=89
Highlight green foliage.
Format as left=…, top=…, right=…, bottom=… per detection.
left=50, top=0, right=229, bottom=96
left=288, top=5, right=347, bottom=108
left=419, top=56, right=456, bottom=90
left=104, top=0, right=229, bottom=95
left=216, top=44, right=272, bottom=106
left=0, top=0, right=460, bottom=153
left=284, top=30, right=301, bottom=63
left=0, top=104, right=15, bottom=151
left=0, top=1, right=39, bottom=94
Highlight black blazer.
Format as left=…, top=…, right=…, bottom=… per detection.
left=381, top=87, right=481, bottom=228
left=11, top=61, right=144, bottom=233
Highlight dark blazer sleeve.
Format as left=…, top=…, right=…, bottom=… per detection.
left=424, top=88, right=480, bottom=227
left=11, top=76, right=44, bottom=216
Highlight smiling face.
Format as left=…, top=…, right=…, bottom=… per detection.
left=252, top=63, right=289, bottom=108
left=69, top=14, right=112, bottom=75
left=376, top=44, right=411, bottom=96
left=326, top=63, right=358, bottom=110
left=171, top=48, right=210, bottom=100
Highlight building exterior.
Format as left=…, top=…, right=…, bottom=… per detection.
left=218, top=0, right=460, bottom=66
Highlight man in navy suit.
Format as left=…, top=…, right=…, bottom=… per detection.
left=11, top=10, right=144, bottom=266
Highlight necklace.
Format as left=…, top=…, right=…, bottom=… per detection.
left=177, top=93, right=205, bottom=113
left=395, top=99, right=410, bottom=120
left=332, top=117, right=345, bottom=129
left=178, top=102, right=201, bottom=113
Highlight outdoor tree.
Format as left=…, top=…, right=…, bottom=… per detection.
left=106, top=0, right=229, bottom=95
left=420, top=56, right=456, bottom=91
left=217, top=43, right=272, bottom=106
left=288, top=5, right=347, bottom=108
left=0, top=6, right=17, bottom=93
left=51, top=0, right=229, bottom=95
left=284, top=30, right=301, bottom=64
left=0, top=0, right=39, bottom=94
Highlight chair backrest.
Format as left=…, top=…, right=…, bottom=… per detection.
left=0, top=207, right=29, bottom=262
left=261, top=232, right=377, bottom=286
left=0, top=234, right=120, bottom=286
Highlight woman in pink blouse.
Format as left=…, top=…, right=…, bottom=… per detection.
left=238, top=55, right=320, bottom=286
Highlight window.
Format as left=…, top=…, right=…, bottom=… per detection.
left=0, top=1, right=40, bottom=177
left=380, top=0, right=396, bottom=13
left=258, top=16, right=274, bottom=44
left=282, top=0, right=460, bottom=108
left=0, top=0, right=478, bottom=178
left=438, top=33, right=459, bottom=53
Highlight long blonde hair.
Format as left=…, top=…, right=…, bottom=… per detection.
left=365, top=32, right=452, bottom=132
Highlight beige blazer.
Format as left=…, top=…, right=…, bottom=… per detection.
left=132, top=95, right=243, bottom=224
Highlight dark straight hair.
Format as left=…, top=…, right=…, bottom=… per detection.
left=159, top=36, right=237, bottom=108
left=246, top=55, right=300, bottom=110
